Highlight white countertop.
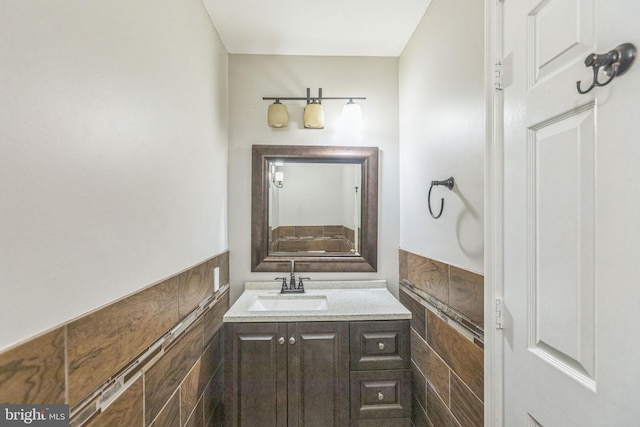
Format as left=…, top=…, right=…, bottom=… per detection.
left=223, top=280, right=412, bottom=322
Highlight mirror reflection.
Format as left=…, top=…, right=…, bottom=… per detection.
left=268, top=162, right=362, bottom=256
left=251, top=144, right=378, bottom=272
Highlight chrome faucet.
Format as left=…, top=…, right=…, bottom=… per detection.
left=276, top=260, right=307, bottom=293
left=289, top=260, right=296, bottom=289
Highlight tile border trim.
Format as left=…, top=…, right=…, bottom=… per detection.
left=400, top=281, right=483, bottom=344
left=69, top=285, right=229, bottom=427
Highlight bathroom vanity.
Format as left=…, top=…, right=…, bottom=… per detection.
left=223, top=281, right=412, bottom=427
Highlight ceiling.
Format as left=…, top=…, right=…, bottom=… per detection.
left=201, top=0, right=432, bottom=57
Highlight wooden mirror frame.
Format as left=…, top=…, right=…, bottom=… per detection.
left=251, top=144, right=378, bottom=272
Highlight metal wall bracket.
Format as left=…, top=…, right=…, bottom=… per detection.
left=428, top=177, right=455, bottom=219
left=577, top=43, right=637, bottom=94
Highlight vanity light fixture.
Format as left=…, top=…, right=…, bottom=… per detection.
left=274, top=171, right=284, bottom=188
left=262, top=88, right=365, bottom=129
left=341, top=98, right=362, bottom=127
left=270, top=162, right=284, bottom=188
left=304, top=99, right=324, bottom=129
left=267, top=100, right=288, bottom=128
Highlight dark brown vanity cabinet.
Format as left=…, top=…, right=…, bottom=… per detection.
left=349, top=320, right=412, bottom=426
left=225, top=319, right=411, bottom=427
left=225, top=321, right=350, bottom=427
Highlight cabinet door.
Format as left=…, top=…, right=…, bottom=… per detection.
left=225, top=323, right=288, bottom=427
left=287, top=322, right=350, bottom=427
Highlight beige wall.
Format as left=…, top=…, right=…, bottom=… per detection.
left=0, top=0, right=229, bottom=351
left=227, top=55, right=400, bottom=301
left=399, top=0, right=485, bottom=274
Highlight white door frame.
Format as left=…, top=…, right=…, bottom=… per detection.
left=484, top=0, right=503, bottom=425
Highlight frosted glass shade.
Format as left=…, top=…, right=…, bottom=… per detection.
left=342, top=101, right=362, bottom=127
left=304, top=103, right=324, bottom=129
left=268, top=102, right=288, bottom=128
left=274, top=171, right=284, bottom=186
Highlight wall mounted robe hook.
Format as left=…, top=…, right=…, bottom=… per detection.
left=577, top=43, right=636, bottom=94
left=428, top=177, right=455, bottom=219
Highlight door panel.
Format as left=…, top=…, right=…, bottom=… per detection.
left=288, top=322, right=349, bottom=427
left=527, top=103, right=596, bottom=386
left=501, top=0, right=640, bottom=424
left=528, top=0, right=595, bottom=86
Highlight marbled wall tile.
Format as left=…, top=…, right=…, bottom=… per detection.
left=145, top=318, right=204, bottom=425
left=204, top=291, right=228, bottom=345
left=407, top=252, right=449, bottom=303
left=67, top=277, right=179, bottom=405
left=449, top=266, right=484, bottom=326
left=278, top=240, right=303, bottom=252
left=426, top=383, right=461, bottom=427
left=85, top=376, right=143, bottom=427
left=412, top=396, right=429, bottom=427
left=345, top=227, right=355, bottom=242
left=149, top=389, right=180, bottom=427
left=324, top=225, right=342, bottom=236
left=181, top=333, right=222, bottom=425
left=410, top=329, right=431, bottom=381
left=0, top=328, right=65, bottom=404
left=205, top=400, right=224, bottom=427
left=203, top=364, right=223, bottom=425
left=178, top=259, right=215, bottom=318
left=400, top=287, right=426, bottom=340
left=276, top=226, right=295, bottom=238
left=181, top=359, right=202, bottom=425
left=399, top=249, right=409, bottom=282
left=201, top=333, right=223, bottom=383
left=450, top=373, right=483, bottom=427
left=184, top=398, right=204, bottom=427
left=426, top=310, right=483, bottom=400
left=411, top=361, right=427, bottom=411
left=295, top=226, right=323, bottom=237
left=411, top=330, right=449, bottom=405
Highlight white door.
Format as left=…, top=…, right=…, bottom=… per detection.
left=500, top=0, right=640, bottom=425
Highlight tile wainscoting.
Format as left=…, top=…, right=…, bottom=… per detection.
left=0, top=251, right=230, bottom=427
left=270, top=225, right=356, bottom=254
left=398, top=249, right=484, bottom=427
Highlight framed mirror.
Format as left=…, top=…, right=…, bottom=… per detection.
left=252, top=145, right=378, bottom=272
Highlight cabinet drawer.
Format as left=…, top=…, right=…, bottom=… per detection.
left=350, top=370, right=411, bottom=420
left=350, top=320, right=410, bottom=370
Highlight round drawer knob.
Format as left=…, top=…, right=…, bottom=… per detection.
left=278, top=337, right=285, bottom=345
left=377, top=392, right=384, bottom=401
left=289, top=337, right=296, bottom=345
left=378, top=342, right=385, bottom=350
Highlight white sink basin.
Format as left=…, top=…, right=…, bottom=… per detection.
left=248, top=295, right=329, bottom=311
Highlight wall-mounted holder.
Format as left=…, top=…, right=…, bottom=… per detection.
left=428, top=177, right=455, bottom=219
left=576, top=43, right=637, bottom=94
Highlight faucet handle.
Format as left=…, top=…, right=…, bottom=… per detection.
left=275, top=277, right=287, bottom=291
left=297, top=277, right=310, bottom=289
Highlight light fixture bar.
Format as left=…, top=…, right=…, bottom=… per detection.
left=262, top=97, right=366, bottom=101
left=263, top=87, right=365, bottom=103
